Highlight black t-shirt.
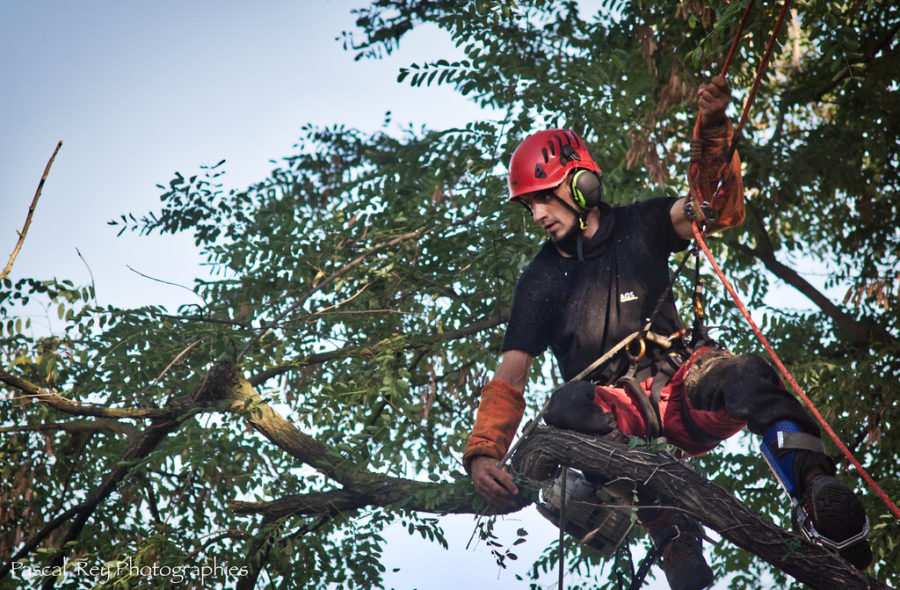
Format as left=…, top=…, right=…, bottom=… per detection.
left=501, top=197, right=690, bottom=383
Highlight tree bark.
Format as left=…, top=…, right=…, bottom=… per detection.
left=510, top=427, right=890, bottom=590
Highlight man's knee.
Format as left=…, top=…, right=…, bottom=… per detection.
left=733, top=353, right=781, bottom=384
left=544, top=380, right=615, bottom=435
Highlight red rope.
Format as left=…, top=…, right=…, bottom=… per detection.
left=719, top=0, right=756, bottom=78
left=690, top=0, right=900, bottom=520
left=731, top=0, right=793, bottom=148
left=692, top=224, right=900, bottom=520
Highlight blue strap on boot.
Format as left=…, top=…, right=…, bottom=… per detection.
left=761, top=420, right=803, bottom=496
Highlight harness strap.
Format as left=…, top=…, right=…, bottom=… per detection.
left=617, top=376, right=661, bottom=439
left=769, top=430, right=827, bottom=455
left=650, top=350, right=685, bottom=411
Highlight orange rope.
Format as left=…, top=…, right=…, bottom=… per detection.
left=692, top=223, right=900, bottom=520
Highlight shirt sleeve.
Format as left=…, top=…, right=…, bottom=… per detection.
left=500, top=246, right=555, bottom=357
left=642, top=197, right=691, bottom=255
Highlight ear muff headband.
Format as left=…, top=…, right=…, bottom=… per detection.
left=570, top=169, right=603, bottom=210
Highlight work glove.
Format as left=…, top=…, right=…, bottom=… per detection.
left=688, top=77, right=745, bottom=231
left=462, top=380, right=525, bottom=473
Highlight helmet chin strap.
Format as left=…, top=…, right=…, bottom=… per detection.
left=548, top=193, right=589, bottom=261
left=549, top=193, right=588, bottom=230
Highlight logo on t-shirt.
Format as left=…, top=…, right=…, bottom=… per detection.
left=620, top=291, right=639, bottom=303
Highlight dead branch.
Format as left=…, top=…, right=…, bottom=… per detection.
left=1, top=141, right=62, bottom=281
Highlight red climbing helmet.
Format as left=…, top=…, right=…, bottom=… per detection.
left=507, top=129, right=602, bottom=201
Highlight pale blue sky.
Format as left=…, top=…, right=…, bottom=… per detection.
left=1, top=0, right=485, bottom=313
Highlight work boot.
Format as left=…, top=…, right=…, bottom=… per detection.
left=760, top=423, right=872, bottom=569
left=796, top=475, right=872, bottom=569
left=641, top=509, right=714, bottom=590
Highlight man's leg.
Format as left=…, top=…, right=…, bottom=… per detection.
left=684, top=349, right=872, bottom=568
left=637, top=504, right=714, bottom=590
left=544, top=380, right=713, bottom=590
left=543, top=379, right=617, bottom=435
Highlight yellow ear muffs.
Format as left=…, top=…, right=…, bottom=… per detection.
left=571, top=169, right=603, bottom=210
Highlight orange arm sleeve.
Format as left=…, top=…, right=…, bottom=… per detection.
left=688, top=118, right=745, bottom=232
left=462, top=379, right=526, bottom=474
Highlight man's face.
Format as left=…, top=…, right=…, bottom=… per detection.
left=516, top=181, right=580, bottom=242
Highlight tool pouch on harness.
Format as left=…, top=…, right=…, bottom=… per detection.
left=536, top=467, right=635, bottom=558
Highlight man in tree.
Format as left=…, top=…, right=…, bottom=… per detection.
left=463, top=77, right=871, bottom=590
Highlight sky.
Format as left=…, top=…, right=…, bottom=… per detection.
left=1, top=2, right=771, bottom=588
left=1, top=0, right=488, bottom=314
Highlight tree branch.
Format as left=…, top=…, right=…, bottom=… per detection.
left=808, top=22, right=899, bottom=104
left=225, top=373, right=354, bottom=483
left=227, top=479, right=493, bottom=520
left=0, top=368, right=228, bottom=420
left=729, top=238, right=887, bottom=348
left=0, top=419, right=138, bottom=438
left=510, top=428, right=890, bottom=590
left=1, top=141, right=62, bottom=281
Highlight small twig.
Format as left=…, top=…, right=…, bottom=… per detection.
left=126, top=265, right=207, bottom=305
left=310, top=281, right=374, bottom=315
left=1, top=140, right=62, bottom=280
left=76, top=248, right=98, bottom=305
left=136, top=337, right=207, bottom=395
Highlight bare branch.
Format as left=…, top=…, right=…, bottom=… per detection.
left=1, top=141, right=62, bottom=281
left=126, top=265, right=207, bottom=305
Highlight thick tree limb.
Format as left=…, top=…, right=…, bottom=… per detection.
left=510, top=428, right=891, bottom=590
left=224, top=388, right=888, bottom=590
left=1, top=141, right=62, bottom=281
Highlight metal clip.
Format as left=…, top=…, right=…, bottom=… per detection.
left=699, top=201, right=720, bottom=223
left=794, top=500, right=871, bottom=552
